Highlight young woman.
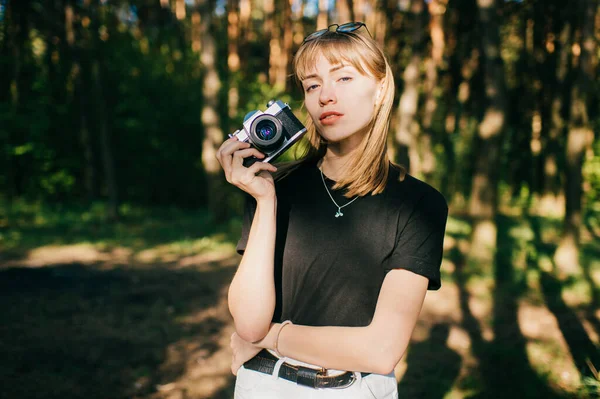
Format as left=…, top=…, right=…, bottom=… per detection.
left=216, top=22, right=448, bottom=399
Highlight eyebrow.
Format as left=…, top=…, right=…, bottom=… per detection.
left=303, top=64, right=350, bottom=81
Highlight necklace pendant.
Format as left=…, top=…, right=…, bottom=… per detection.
left=335, top=209, right=343, bottom=218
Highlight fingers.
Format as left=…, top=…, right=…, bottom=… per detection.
left=230, top=161, right=276, bottom=185
left=216, top=138, right=251, bottom=176
left=247, top=161, right=277, bottom=175
left=231, top=148, right=265, bottom=167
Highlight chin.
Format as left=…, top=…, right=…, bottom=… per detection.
left=318, top=127, right=349, bottom=141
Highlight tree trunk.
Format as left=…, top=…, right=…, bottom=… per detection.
left=539, top=11, right=571, bottom=216
left=264, top=0, right=276, bottom=85
left=239, top=0, right=251, bottom=45
left=468, top=0, right=507, bottom=264
left=90, top=1, right=118, bottom=220
left=191, top=10, right=201, bottom=52
left=227, top=0, right=240, bottom=117
left=420, top=0, right=446, bottom=181
left=2, top=0, right=21, bottom=203
left=336, top=0, right=352, bottom=23
left=291, top=0, right=305, bottom=46
left=176, top=0, right=186, bottom=19
left=67, top=1, right=97, bottom=202
left=353, top=0, right=365, bottom=22
left=554, top=0, right=597, bottom=275
left=394, top=0, right=426, bottom=174
left=198, top=0, right=227, bottom=221
left=317, top=0, right=328, bottom=30
left=372, top=4, right=387, bottom=45
left=279, top=0, right=293, bottom=91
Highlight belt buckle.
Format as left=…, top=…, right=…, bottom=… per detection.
left=329, top=371, right=356, bottom=389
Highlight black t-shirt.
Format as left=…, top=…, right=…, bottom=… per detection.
left=236, top=160, right=448, bottom=327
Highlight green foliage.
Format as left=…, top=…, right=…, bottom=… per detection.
left=0, top=199, right=240, bottom=256
left=583, top=135, right=600, bottom=238
left=0, top=0, right=598, bottom=216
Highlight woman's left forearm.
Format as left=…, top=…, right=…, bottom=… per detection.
left=251, top=270, right=428, bottom=375
left=255, top=322, right=409, bottom=375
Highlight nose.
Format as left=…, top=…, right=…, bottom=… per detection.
left=318, top=82, right=336, bottom=107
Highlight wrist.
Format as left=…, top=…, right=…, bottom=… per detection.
left=255, top=195, right=277, bottom=208
left=274, top=320, right=292, bottom=357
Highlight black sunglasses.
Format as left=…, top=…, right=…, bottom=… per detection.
left=302, top=22, right=372, bottom=44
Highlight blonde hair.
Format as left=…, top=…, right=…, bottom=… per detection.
left=281, top=28, right=396, bottom=198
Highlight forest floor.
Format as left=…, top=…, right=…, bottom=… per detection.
left=0, top=201, right=599, bottom=399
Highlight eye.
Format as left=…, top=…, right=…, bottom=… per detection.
left=305, top=84, right=319, bottom=92
left=339, top=77, right=352, bottom=82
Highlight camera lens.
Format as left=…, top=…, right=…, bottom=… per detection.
left=249, top=114, right=283, bottom=152
left=255, top=120, right=277, bottom=141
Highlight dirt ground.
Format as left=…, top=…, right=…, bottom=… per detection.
left=0, top=239, right=598, bottom=399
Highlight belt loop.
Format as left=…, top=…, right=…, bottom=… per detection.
left=271, top=356, right=286, bottom=380
left=353, top=371, right=362, bottom=383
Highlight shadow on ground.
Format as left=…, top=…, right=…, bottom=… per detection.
left=449, top=215, right=568, bottom=399
left=397, top=323, right=461, bottom=399
left=529, top=216, right=600, bottom=384
left=0, top=260, right=235, bottom=399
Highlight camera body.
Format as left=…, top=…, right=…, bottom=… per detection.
left=229, top=100, right=307, bottom=167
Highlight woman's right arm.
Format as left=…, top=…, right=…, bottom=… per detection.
left=215, top=137, right=278, bottom=342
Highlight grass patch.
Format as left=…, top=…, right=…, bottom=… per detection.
left=0, top=199, right=241, bottom=261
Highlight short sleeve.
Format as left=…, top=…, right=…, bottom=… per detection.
left=236, top=195, right=256, bottom=255
left=384, top=188, right=448, bottom=290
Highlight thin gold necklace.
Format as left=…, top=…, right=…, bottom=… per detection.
left=319, top=168, right=359, bottom=217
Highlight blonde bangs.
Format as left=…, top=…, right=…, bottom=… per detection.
left=293, top=33, right=385, bottom=84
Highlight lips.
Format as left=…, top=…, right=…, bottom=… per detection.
left=319, top=111, right=344, bottom=125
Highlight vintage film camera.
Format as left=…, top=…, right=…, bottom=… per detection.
left=229, top=100, right=307, bottom=167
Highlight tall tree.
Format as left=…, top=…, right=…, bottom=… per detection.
left=394, top=0, right=426, bottom=174
left=420, top=0, right=447, bottom=181
left=291, top=0, right=306, bottom=46
left=90, top=1, right=118, bottom=220
left=67, top=0, right=97, bottom=202
left=317, top=0, right=328, bottom=29
left=532, top=1, right=570, bottom=216
left=278, top=0, right=293, bottom=91
left=554, top=0, right=598, bottom=274
left=227, top=0, right=240, bottom=117
left=198, top=0, right=227, bottom=220
left=264, top=0, right=276, bottom=84
left=468, top=0, right=508, bottom=264
left=336, top=0, right=352, bottom=23
left=353, top=0, right=365, bottom=22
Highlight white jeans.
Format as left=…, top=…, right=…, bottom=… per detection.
left=234, top=364, right=398, bottom=399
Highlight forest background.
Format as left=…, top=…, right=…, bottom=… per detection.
left=1, top=0, right=599, bottom=398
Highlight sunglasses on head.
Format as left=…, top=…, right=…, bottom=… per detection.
left=302, top=22, right=372, bottom=44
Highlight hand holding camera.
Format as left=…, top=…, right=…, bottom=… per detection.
left=216, top=100, right=307, bottom=201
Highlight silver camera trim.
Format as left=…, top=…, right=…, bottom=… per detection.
left=228, top=100, right=307, bottom=164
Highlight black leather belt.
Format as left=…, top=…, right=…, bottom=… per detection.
left=243, top=349, right=369, bottom=389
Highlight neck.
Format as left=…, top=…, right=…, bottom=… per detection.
left=319, top=149, right=354, bottom=181
left=319, top=134, right=364, bottom=180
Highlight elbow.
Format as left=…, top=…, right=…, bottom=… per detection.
left=228, top=293, right=274, bottom=343
left=375, top=356, right=402, bottom=375
left=234, top=321, right=270, bottom=343
left=368, top=338, right=407, bottom=375
left=369, top=351, right=404, bottom=375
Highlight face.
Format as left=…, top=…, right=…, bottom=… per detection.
left=301, top=54, right=381, bottom=149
